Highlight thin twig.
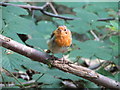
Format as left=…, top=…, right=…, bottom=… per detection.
left=0, top=2, right=43, bottom=10
left=0, top=72, right=7, bottom=87
left=97, top=17, right=115, bottom=21
left=90, top=30, right=100, bottom=41
left=4, top=69, right=25, bottom=88
left=42, top=2, right=50, bottom=9
left=40, top=10, right=79, bottom=20
left=49, top=2, right=58, bottom=15
left=31, top=10, right=35, bottom=19
left=35, top=73, right=44, bottom=82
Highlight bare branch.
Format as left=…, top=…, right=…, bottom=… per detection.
left=90, top=30, right=100, bottom=41
left=97, top=17, right=116, bottom=21
left=0, top=34, right=120, bottom=89
left=0, top=2, right=79, bottom=20
left=49, top=2, right=58, bottom=15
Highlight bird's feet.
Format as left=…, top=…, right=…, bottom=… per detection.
left=58, top=55, right=70, bottom=64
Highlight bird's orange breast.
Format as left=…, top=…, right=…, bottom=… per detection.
left=55, top=35, right=72, bottom=47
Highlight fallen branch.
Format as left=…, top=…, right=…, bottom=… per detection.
left=0, top=2, right=116, bottom=21
left=0, top=34, right=120, bottom=89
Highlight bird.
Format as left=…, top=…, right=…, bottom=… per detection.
left=47, top=25, right=72, bottom=61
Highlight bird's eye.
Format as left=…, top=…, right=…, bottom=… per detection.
left=64, top=29, right=67, bottom=31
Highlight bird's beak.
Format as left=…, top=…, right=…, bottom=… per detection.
left=58, top=29, right=62, bottom=32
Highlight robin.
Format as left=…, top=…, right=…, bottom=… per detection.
left=47, top=25, right=72, bottom=61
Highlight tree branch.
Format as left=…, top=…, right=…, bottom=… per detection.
left=0, top=2, right=116, bottom=21
left=0, top=34, right=120, bottom=89
left=97, top=17, right=116, bottom=21
left=0, top=2, right=79, bottom=20
left=90, top=30, right=100, bottom=41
